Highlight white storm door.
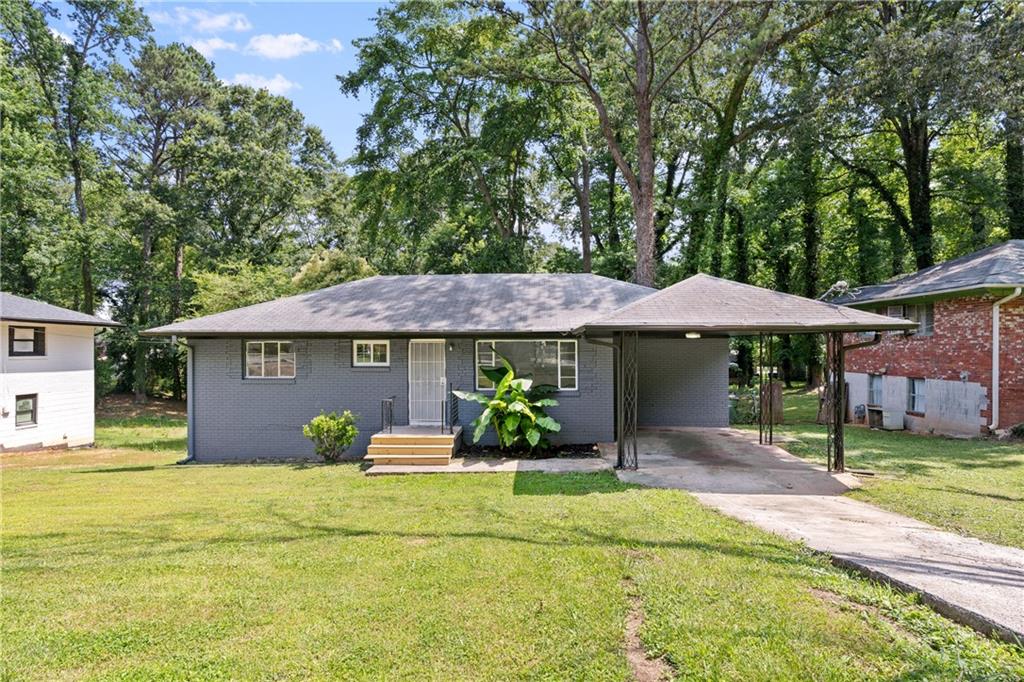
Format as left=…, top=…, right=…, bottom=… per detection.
left=408, top=340, right=446, bottom=424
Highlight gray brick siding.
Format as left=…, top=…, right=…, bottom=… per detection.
left=447, top=338, right=616, bottom=447
left=637, top=338, right=729, bottom=427
left=189, top=336, right=615, bottom=461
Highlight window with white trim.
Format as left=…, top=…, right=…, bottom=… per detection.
left=353, top=340, right=389, bottom=367
left=476, top=340, right=577, bottom=391
left=245, top=341, right=296, bottom=378
left=8, top=326, right=45, bottom=356
left=907, top=377, right=926, bottom=414
left=868, top=374, right=883, bottom=406
left=15, top=394, right=37, bottom=427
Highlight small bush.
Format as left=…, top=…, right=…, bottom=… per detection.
left=1010, top=423, right=1024, bottom=439
left=302, top=410, right=359, bottom=462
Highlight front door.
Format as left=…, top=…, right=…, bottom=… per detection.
left=408, top=340, right=446, bottom=425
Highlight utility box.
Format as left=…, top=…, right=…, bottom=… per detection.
left=881, top=411, right=905, bottom=431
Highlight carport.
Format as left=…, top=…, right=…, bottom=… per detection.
left=575, top=274, right=916, bottom=472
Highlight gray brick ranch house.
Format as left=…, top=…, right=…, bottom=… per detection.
left=144, top=273, right=912, bottom=467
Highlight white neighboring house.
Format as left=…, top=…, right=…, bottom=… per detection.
left=1, top=292, right=121, bottom=451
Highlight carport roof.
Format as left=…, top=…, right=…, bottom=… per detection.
left=577, top=274, right=917, bottom=334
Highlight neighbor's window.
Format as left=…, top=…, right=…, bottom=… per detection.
left=906, top=303, right=934, bottom=337
left=907, top=378, right=926, bottom=414
left=8, top=326, right=45, bottom=356
left=245, top=341, right=295, bottom=378
left=15, top=394, right=37, bottom=427
left=353, top=340, right=389, bottom=367
left=885, top=305, right=905, bottom=335
left=868, top=374, right=883, bottom=406
left=476, top=340, right=577, bottom=391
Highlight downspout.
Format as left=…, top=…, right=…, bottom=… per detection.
left=177, top=338, right=196, bottom=464
left=990, top=288, right=1022, bottom=431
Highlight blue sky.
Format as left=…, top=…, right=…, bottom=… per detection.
left=60, top=2, right=385, bottom=160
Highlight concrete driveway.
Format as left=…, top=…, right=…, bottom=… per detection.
left=610, top=428, right=1024, bottom=644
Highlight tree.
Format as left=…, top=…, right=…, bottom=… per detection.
left=2, top=0, right=149, bottom=313
left=827, top=1, right=1000, bottom=269
left=110, top=41, right=216, bottom=401
left=291, top=249, right=378, bottom=292
left=506, top=0, right=735, bottom=286
left=341, top=2, right=547, bottom=273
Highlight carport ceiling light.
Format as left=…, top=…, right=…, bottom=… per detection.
left=685, top=332, right=701, bottom=339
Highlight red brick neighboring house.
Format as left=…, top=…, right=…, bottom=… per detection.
left=834, top=240, right=1024, bottom=436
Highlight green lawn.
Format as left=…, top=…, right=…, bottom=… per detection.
left=750, top=387, right=1024, bottom=549
left=2, top=405, right=1022, bottom=680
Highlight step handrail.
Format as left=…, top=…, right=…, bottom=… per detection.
left=380, top=395, right=396, bottom=434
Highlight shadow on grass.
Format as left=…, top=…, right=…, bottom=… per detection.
left=511, top=471, right=628, bottom=497
left=921, top=485, right=1024, bottom=504
left=77, top=465, right=159, bottom=474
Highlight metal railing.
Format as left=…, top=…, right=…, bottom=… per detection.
left=380, top=395, right=395, bottom=434
left=442, top=383, right=459, bottom=434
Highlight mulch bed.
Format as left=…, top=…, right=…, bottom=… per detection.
left=458, top=443, right=600, bottom=460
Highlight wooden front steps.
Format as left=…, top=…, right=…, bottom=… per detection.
left=365, top=425, right=462, bottom=466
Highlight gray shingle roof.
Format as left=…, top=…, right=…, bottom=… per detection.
left=578, top=274, right=916, bottom=333
left=0, top=292, right=121, bottom=327
left=144, top=274, right=655, bottom=336
left=833, top=240, right=1024, bottom=306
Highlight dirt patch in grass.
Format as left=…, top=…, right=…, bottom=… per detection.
left=622, top=578, right=673, bottom=682
left=98, top=394, right=186, bottom=420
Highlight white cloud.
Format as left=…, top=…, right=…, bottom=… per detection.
left=244, top=33, right=343, bottom=59
left=227, top=73, right=300, bottom=96
left=152, top=7, right=251, bottom=33
left=191, top=37, right=237, bottom=59
left=48, top=26, right=72, bottom=44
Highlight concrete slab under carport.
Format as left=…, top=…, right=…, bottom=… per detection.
left=606, top=428, right=1024, bottom=644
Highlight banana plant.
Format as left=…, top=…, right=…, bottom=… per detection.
left=453, top=351, right=561, bottom=451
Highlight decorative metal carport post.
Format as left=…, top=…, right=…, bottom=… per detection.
left=616, top=330, right=639, bottom=470
left=757, top=333, right=776, bottom=446
left=825, top=331, right=846, bottom=472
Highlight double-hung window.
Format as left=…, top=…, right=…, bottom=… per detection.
left=15, top=394, right=37, bottom=427
left=868, top=374, right=883, bottom=406
left=476, top=340, right=577, bottom=391
left=885, top=305, right=905, bottom=335
left=353, top=340, right=389, bottom=367
left=8, top=326, right=45, bottom=356
left=907, top=378, right=926, bottom=414
left=906, top=304, right=934, bottom=336
left=245, top=341, right=295, bottom=378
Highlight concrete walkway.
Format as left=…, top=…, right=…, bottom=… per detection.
left=610, top=428, right=1024, bottom=644
left=365, top=456, right=611, bottom=476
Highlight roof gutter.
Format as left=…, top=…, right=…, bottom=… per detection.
left=843, top=283, right=1024, bottom=308
left=990, top=287, right=1022, bottom=431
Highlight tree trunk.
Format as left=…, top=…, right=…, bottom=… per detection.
left=171, top=238, right=186, bottom=401
left=730, top=204, right=753, bottom=386
left=1006, top=121, right=1024, bottom=239
left=799, top=140, right=821, bottom=387
left=133, top=225, right=155, bottom=403
left=606, top=158, right=620, bottom=248
left=578, top=157, right=593, bottom=272
left=71, top=155, right=94, bottom=315
left=631, top=29, right=656, bottom=288
left=709, top=168, right=731, bottom=276
left=894, top=115, right=934, bottom=269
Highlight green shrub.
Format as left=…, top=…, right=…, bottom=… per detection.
left=302, top=410, right=359, bottom=462
left=1010, top=423, right=1024, bottom=439
left=454, top=351, right=561, bottom=452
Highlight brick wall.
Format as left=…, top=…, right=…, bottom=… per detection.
left=189, top=336, right=617, bottom=461
left=845, top=295, right=1024, bottom=430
